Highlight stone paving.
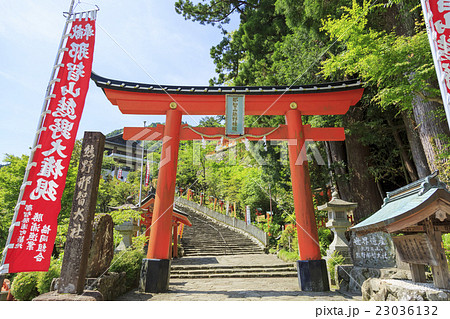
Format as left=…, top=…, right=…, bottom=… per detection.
left=116, top=254, right=362, bottom=301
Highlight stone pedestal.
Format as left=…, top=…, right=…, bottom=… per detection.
left=297, top=259, right=330, bottom=292
left=139, top=259, right=171, bottom=293
left=326, top=214, right=352, bottom=263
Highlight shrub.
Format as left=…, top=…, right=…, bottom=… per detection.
left=327, top=251, right=346, bottom=285
left=11, top=272, right=40, bottom=301
left=37, top=257, right=62, bottom=294
left=277, top=225, right=298, bottom=253
left=277, top=249, right=299, bottom=262
left=318, top=228, right=333, bottom=256
left=109, top=248, right=145, bottom=290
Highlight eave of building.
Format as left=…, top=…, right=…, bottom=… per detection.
left=105, top=139, right=143, bottom=150
left=91, top=72, right=364, bottom=116
left=351, top=174, right=450, bottom=235
left=107, top=153, right=142, bottom=163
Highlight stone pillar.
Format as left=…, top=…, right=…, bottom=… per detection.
left=58, top=132, right=105, bottom=294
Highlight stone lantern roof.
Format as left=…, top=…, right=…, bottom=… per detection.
left=317, top=191, right=357, bottom=212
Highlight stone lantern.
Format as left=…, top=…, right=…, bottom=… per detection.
left=109, top=203, right=140, bottom=252
left=318, top=191, right=357, bottom=264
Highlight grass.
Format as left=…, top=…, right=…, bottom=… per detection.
left=277, top=249, right=299, bottom=263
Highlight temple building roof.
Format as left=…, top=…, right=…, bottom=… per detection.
left=140, top=194, right=192, bottom=227
left=351, top=172, right=450, bottom=235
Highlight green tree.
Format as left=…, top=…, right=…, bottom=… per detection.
left=0, top=154, right=28, bottom=249
left=320, top=0, right=449, bottom=180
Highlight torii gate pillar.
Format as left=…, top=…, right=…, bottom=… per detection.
left=140, top=108, right=182, bottom=293
left=286, top=109, right=329, bottom=291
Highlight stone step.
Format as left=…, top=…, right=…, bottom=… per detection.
left=181, top=252, right=263, bottom=256
left=171, top=268, right=296, bottom=275
left=183, top=247, right=259, bottom=251
left=170, top=271, right=298, bottom=279
left=171, top=264, right=295, bottom=271
left=183, top=244, right=254, bottom=249
left=183, top=251, right=262, bottom=255
left=184, top=238, right=259, bottom=245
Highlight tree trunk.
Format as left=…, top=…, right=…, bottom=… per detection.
left=386, top=117, right=418, bottom=182
left=325, top=141, right=352, bottom=201
left=344, top=103, right=384, bottom=222
left=411, top=93, right=450, bottom=173
left=401, top=111, right=431, bottom=178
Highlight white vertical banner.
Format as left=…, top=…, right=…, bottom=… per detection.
left=246, top=206, right=251, bottom=225
left=421, top=0, right=450, bottom=129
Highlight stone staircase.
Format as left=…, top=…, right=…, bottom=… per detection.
left=170, top=264, right=298, bottom=279
left=173, top=206, right=298, bottom=279
left=179, top=206, right=264, bottom=256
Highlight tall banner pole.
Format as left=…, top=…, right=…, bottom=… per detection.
left=421, top=0, right=450, bottom=129
left=0, top=3, right=98, bottom=274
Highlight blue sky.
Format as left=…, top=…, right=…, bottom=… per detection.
left=0, top=1, right=238, bottom=160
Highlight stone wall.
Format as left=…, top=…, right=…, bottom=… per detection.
left=336, top=265, right=411, bottom=294
left=175, top=197, right=269, bottom=247
left=362, top=278, right=450, bottom=301
left=51, top=272, right=127, bottom=301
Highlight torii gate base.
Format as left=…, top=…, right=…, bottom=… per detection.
left=92, top=73, right=363, bottom=293
left=297, top=260, right=329, bottom=291
left=140, top=258, right=171, bottom=293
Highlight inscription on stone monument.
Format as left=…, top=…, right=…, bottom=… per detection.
left=350, top=232, right=396, bottom=268
left=58, top=132, right=105, bottom=294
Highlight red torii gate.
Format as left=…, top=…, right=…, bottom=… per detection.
left=92, top=73, right=363, bottom=292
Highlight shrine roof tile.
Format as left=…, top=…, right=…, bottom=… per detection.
left=91, top=72, right=362, bottom=95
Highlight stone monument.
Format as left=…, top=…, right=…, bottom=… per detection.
left=58, top=132, right=105, bottom=295
left=86, top=213, right=114, bottom=278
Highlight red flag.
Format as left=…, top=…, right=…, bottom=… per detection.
left=2, top=16, right=96, bottom=273
left=117, top=168, right=123, bottom=180
left=421, top=0, right=450, bottom=127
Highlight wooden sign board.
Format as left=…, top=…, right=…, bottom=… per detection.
left=392, top=233, right=438, bottom=267
left=256, top=215, right=266, bottom=223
